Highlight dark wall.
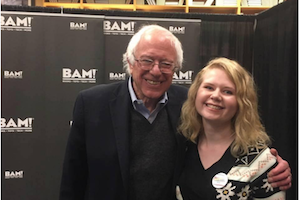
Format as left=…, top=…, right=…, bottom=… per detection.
left=253, top=0, right=297, bottom=199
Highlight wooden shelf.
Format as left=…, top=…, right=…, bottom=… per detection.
left=43, top=1, right=276, bottom=15
left=135, top=5, right=187, bottom=12
left=240, top=6, right=270, bottom=14
left=44, top=2, right=83, bottom=9
left=83, top=3, right=134, bottom=10
left=188, top=5, right=238, bottom=14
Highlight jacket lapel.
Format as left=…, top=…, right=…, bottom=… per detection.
left=166, top=85, right=188, bottom=191
left=109, top=81, right=131, bottom=197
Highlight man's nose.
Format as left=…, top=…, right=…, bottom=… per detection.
left=149, top=63, right=162, bottom=75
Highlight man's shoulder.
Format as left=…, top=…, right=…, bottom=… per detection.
left=79, top=81, right=127, bottom=99
left=167, top=84, right=188, bottom=106
left=84, top=81, right=125, bottom=92
left=168, top=84, right=188, bottom=97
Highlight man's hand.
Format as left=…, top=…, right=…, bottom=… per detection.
left=268, top=148, right=292, bottom=190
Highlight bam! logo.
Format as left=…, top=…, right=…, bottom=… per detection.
left=109, top=72, right=126, bottom=81
left=169, top=26, right=185, bottom=34
left=5, top=171, right=24, bottom=179
left=1, top=15, right=33, bottom=31
left=62, top=68, right=97, bottom=83
left=104, top=21, right=136, bottom=35
left=3, top=71, right=23, bottom=79
left=172, top=71, right=193, bottom=85
left=1, top=118, right=34, bottom=133
left=70, top=22, right=88, bottom=30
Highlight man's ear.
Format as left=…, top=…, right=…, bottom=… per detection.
left=127, top=58, right=133, bottom=74
left=127, top=58, right=131, bottom=65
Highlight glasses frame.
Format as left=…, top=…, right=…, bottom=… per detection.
left=134, top=56, right=176, bottom=74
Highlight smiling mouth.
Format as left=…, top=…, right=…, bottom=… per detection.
left=146, top=79, right=161, bottom=85
left=206, top=103, right=223, bottom=110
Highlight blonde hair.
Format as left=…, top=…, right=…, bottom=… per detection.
left=179, top=57, right=271, bottom=157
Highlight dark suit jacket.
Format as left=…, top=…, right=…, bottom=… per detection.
left=59, top=80, right=188, bottom=200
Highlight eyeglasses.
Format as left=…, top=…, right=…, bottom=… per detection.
left=134, top=57, right=176, bottom=74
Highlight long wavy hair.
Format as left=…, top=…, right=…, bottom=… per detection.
left=179, top=57, right=271, bottom=157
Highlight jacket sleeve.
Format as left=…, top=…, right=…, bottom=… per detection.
left=59, top=92, right=88, bottom=200
left=251, top=148, right=286, bottom=200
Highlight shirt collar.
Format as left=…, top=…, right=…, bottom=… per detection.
left=128, top=76, right=168, bottom=108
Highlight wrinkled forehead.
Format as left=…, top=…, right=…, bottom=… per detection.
left=141, top=29, right=173, bottom=42
left=135, top=30, right=177, bottom=55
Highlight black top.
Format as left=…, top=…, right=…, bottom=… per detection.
left=177, top=142, right=284, bottom=200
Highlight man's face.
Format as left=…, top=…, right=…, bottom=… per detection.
left=129, top=31, right=177, bottom=104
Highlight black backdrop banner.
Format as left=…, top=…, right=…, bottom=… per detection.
left=1, top=11, right=104, bottom=200
left=1, top=12, right=200, bottom=200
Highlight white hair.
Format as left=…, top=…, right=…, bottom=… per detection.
left=122, top=24, right=184, bottom=75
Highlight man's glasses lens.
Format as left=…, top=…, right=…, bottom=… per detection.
left=137, top=59, right=175, bottom=74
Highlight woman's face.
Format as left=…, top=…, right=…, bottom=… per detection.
left=195, top=68, right=238, bottom=126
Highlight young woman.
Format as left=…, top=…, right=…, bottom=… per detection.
left=176, top=57, right=285, bottom=200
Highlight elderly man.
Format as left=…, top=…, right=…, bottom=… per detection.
left=59, top=25, right=291, bottom=200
